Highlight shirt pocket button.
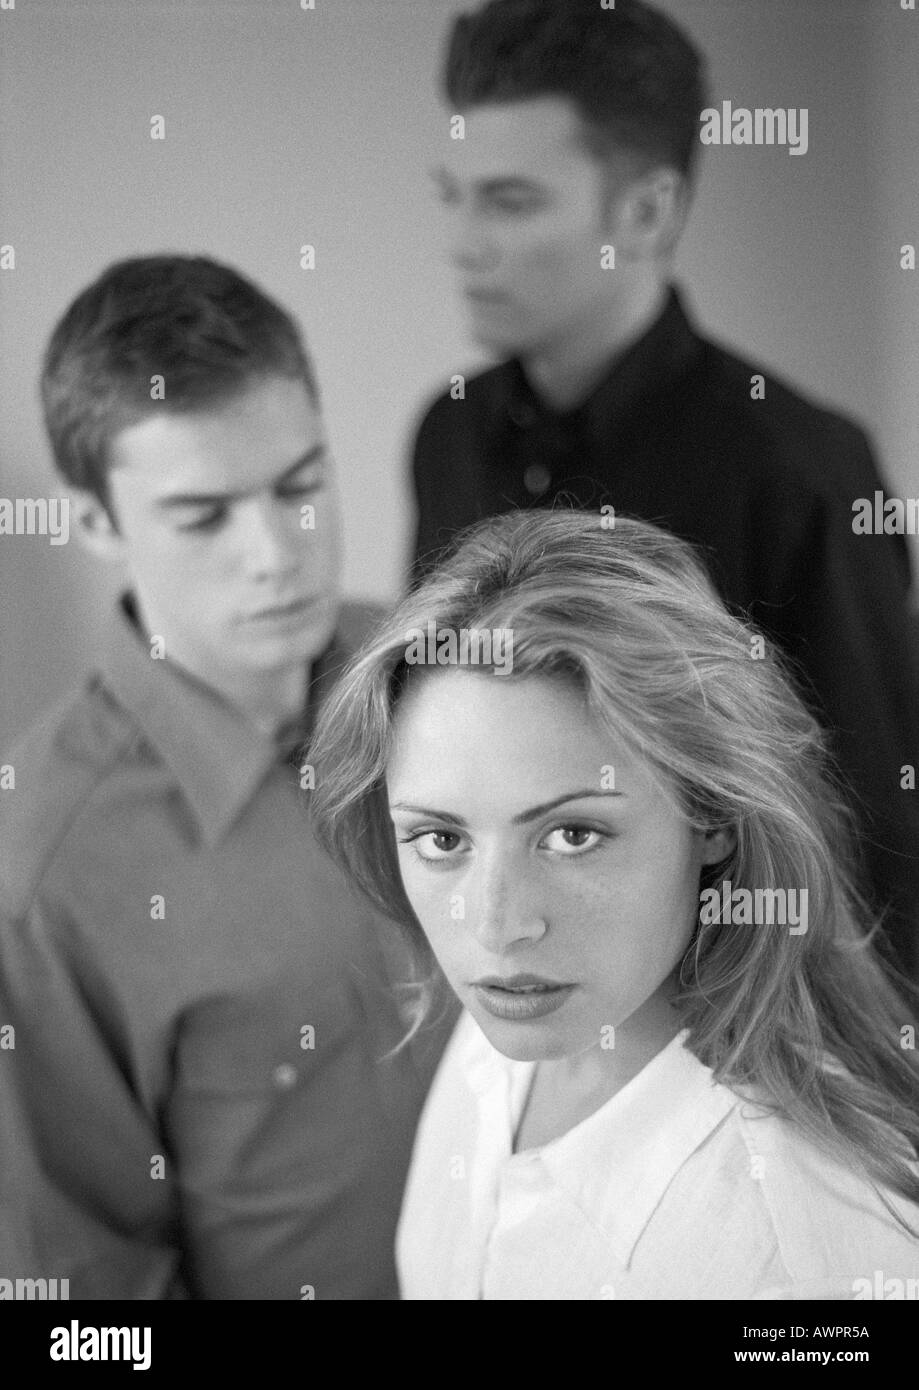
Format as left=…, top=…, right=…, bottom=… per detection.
left=272, top=1062, right=299, bottom=1089
left=523, top=463, right=552, bottom=497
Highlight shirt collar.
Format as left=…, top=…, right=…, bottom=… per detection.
left=539, top=1031, right=739, bottom=1268
left=503, top=283, right=702, bottom=448
left=464, top=1022, right=739, bottom=1271
left=102, top=594, right=342, bottom=847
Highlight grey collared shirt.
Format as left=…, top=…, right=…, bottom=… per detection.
left=0, top=598, right=438, bottom=1299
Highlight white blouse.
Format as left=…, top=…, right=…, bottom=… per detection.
left=397, top=1011, right=919, bottom=1300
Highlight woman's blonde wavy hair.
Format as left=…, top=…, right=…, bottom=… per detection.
left=310, top=509, right=919, bottom=1215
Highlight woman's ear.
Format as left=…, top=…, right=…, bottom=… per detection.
left=700, top=823, right=736, bottom=867
left=70, top=489, right=124, bottom=562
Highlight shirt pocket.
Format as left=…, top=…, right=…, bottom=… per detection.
left=166, top=969, right=421, bottom=1199
left=171, top=972, right=367, bottom=1098
left=164, top=972, right=411, bottom=1300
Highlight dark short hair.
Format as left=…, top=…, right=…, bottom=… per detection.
left=444, top=0, right=708, bottom=181
left=41, top=254, right=318, bottom=504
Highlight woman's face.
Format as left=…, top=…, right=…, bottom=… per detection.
left=387, top=668, right=730, bottom=1062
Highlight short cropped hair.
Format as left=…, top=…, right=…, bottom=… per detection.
left=444, top=0, right=708, bottom=181
left=310, top=509, right=919, bottom=1220
left=41, top=254, right=318, bottom=505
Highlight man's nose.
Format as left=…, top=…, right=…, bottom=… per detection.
left=449, top=209, right=501, bottom=276
left=238, top=498, right=300, bottom=580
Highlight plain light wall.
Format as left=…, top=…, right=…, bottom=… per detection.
left=1, top=0, right=917, bottom=749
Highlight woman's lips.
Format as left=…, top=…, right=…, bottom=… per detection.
left=471, top=978, right=577, bottom=1021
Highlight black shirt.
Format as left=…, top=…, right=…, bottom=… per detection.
left=410, top=285, right=919, bottom=977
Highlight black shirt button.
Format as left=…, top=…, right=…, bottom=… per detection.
left=507, top=399, right=537, bottom=428
left=523, top=463, right=552, bottom=497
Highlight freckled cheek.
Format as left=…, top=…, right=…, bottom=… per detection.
left=549, top=875, right=621, bottom=966
left=398, top=865, right=451, bottom=936
left=397, top=866, right=468, bottom=964
left=594, top=868, right=698, bottom=980
left=425, top=932, right=473, bottom=994
left=559, top=850, right=677, bottom=941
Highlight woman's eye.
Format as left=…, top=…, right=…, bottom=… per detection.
left=399, top=830, right=465, bottom=862
left=542, top=825, right=604, bottom=855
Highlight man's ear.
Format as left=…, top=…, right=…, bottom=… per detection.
left=607, top=166, right=689, bottom=260
left=700, top=823, right=736, bottom=867
left=70, top=488, right=125, bottom=562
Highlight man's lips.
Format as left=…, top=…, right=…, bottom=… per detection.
left=242, top=595, right=319, bottom=621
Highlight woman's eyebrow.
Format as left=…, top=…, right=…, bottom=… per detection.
left=389, top=790, right=624, bottom=828
left=389, top=804, right=469, bottom=827
left=512, top=790, right=624, bottom=824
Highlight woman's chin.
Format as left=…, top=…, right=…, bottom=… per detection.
left=467, top=1001, right=579, bottom=1062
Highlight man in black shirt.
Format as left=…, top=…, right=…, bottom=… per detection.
left=410, top=0, right=919, bottom=976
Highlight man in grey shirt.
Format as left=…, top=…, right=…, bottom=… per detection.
left=0, top=255, right=438, bottom=1298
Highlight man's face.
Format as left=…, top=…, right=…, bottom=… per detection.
left=433, top=96, right=626, bottom=356
left=102, top=374, right=342, bottom=686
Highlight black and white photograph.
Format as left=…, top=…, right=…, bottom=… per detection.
left=0, top=0, right=917, bottom=1360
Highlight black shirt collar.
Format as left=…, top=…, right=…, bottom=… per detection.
left=504, top=283, right=702, bottom=446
